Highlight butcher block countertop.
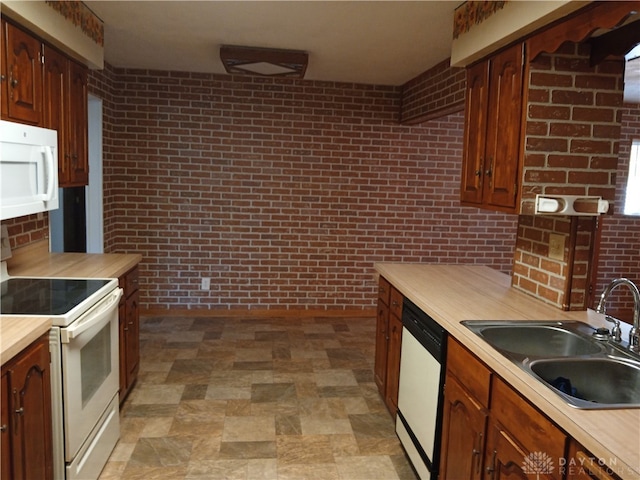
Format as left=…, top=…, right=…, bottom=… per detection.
left=1, top=243, right=142, bottom=366
left=1, top=317, right=52, bottom=366
left=376, top=263, right=640, bottom=479
left=6, top=242, right=142, bottom=280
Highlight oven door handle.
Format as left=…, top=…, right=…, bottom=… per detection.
left=60, top=288, right=123, bottom=343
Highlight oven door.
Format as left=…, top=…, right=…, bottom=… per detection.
left=60, top=287, right=122, bottom=461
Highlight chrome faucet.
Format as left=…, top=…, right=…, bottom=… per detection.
left=595, top=278, right=640, bottom=352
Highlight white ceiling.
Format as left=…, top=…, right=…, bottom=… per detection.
left=86, top=1, right=456, bottom=86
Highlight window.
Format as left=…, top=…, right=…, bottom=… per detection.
left=624, top=139, right=640, bottom=215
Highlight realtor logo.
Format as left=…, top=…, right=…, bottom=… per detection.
left=522, top=451, right=555, bottom=478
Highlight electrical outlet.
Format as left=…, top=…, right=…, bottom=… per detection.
left=548, top=233, right=565, bottom=261
left=201, top=277, right=210, bottom=290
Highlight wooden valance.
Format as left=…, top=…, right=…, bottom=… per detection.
left=527, top=1, right=640, bottom=62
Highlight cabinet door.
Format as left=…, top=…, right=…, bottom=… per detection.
left=487, top=377, right=565, bottom=480
left=43, top=46, right=69, bottom=184
left=384, top=311, right=402, bottom=415
left=565, top=439, right=622, bottom=480
left=485, top=420, right=538, bottom=480
left=461, top=61, right=489, bottom=205
left=374, top=300, right=389, bottom=394
left=1, top=19, right=8, bottom=119
left=483, top=43, right=524, bottom=210
left=440, top=373, right=487, bottom=480
left=118, top=299, right=127, bottom=401
left=7, top=336, right=53, bottom=480
left=125, top=289, right=140, bottom=383
left=4, top=21, right=42, bottom=125
left=65, top=59, right=88, bottom=187
left=1, top=372, right=11, bottom=480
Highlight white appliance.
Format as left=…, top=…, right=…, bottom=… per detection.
left=396, top=298, right=447, bottom=480
left=1, top=261, right=121, bottom=479
left=0, top=120, right=59, bottom=220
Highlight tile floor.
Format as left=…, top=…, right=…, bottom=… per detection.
left=99, top=315, right=418, bottom=479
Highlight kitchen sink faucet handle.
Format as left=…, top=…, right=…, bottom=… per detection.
left=605, top=315, right=622, bottom=342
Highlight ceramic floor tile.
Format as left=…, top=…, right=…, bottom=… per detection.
left=222, top=416, right=276, bottom=442
left=100, top=315, right=418, bottom=480
left=335, top=455, right=401, bottom=480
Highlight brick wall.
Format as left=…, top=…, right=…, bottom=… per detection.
left=520, top=42, right=624, bottom=214
left=89, top=63, right=120, bottom=253
left=513, top=41, right=626, bottom=309
left=2, top=214, right=48, bottom=250
left=400, top=58, right=466, bottom=125
left=91, top=69, right=517, bottom=312
left=594, top=105, right=640, bottom=321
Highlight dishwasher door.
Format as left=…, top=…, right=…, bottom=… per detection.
left=396, top=326, right=443, bottom=479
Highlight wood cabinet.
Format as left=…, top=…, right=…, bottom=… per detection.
left=565, top=440, right=621, bottom=480
left=1, top=372, right=10, bottom=480
left=0, top=334, right=53, bottom=480
left=119, top=265, right=140, bottom=403
left=486, top=377, right=566, bottom=480
left=461, top=42, right=525, bottom=213
left=43, top=45, right=89, bottom=187
left=374, top=276, right=403, bottom=416
left=440, top=338, right=491, bottom=480
left=440, top=337, right=566, bottom=480
left=1, top=19, right=43, bottom=125
left=2, top=16, right=89, bottom=187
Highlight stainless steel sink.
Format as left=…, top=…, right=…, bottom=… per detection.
left=470, top=322, right=604, bottom=357
left=462, top=320, right=640, bottom=409
left=528, top=357, right=640, bottom=409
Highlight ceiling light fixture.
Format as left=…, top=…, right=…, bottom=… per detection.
left=219, top=45, right=308, bottom=78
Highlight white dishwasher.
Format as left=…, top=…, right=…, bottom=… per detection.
left=396, top=298, right=447, bottom=480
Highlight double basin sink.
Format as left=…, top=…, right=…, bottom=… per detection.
left=462, top=320, right=640, bottom=409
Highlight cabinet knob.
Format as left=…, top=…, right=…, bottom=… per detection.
left=474, top=169, right=482, bottom=177
left=10, top=78, right=18, bottom=88
left=14, top=407, right=24, bottom=415
left=0, top=74, right=5, bottom=82
left=485, top=168, right=492, bottom=177
left=0, top=424, right=7, bottom=432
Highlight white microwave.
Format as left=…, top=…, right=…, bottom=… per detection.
left=0, top=120, right=59, bottom=220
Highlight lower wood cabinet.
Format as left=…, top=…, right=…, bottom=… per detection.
left=119, top=265, right=140, bottom=403
left=374, top=276, right=403, bottom=416
left=0, top=334, right=53, bottom=480
left=441, top=337, right=566, bottom=480
left=440, top=339, right=490, bottom=480
left=486, top=376, right=566, bottom=480
left=565, top=440, right=622, bottom=480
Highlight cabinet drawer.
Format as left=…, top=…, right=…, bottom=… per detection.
left=378, top=276, right=390, bottom=306
left=491, top=376, right=566, bottom=460
left=389, top=287, right=403, bottom=319
left=447, top=337, right=491, bottom=408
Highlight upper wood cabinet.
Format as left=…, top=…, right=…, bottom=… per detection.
left=2, top=16, right=90, bottom=188
left=43, top=46, right=89, bottom=187
left=461, top=42, right=525, bottom=213
left=1, top=19, right=43, bottom=126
